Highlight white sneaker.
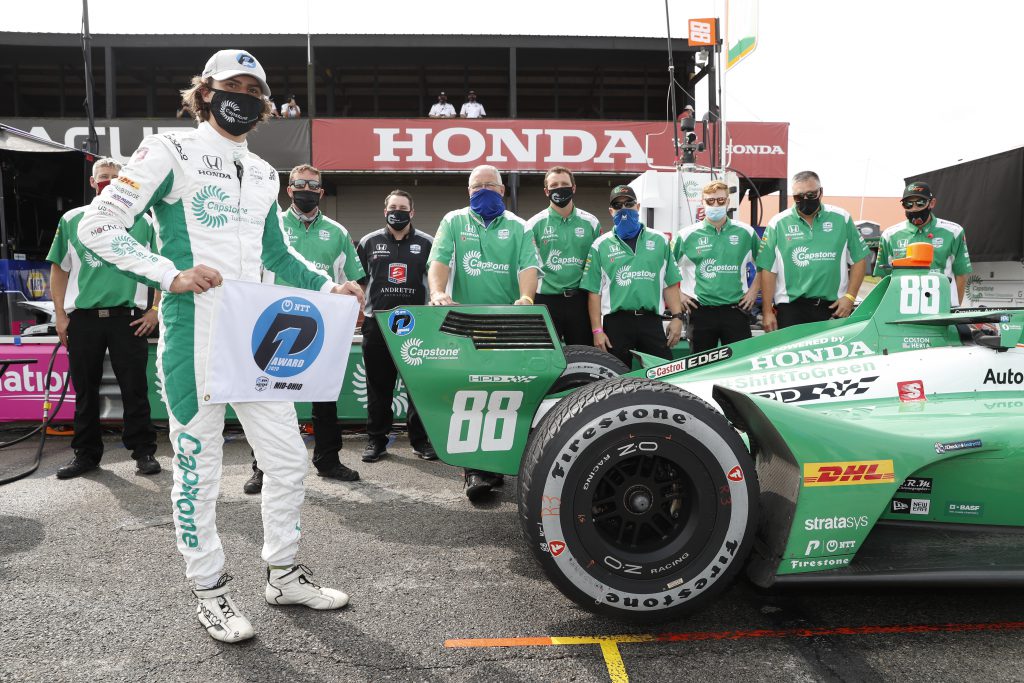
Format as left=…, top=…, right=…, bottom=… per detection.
left=193, top=575, right=255, bottom=643
left=265, top=564, right=349, bottom=610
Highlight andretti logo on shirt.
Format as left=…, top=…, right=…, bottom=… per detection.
left=250, top=297, right=324, bottom=379
left=698, top=258, right=739, bottom=279
left=791, top=246, right=838, bottom=268
left=462, top=250, right=510, bottom=276
left=614, top=265, right=657, bottom=287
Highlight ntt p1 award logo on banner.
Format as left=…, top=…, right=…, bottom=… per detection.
left=203, top=280, right=359, bottom=404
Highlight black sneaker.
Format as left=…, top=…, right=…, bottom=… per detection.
left=361, top=441, right=387, bottom=463
left=243, top=469, right=264, bottom=494
left=413, top=444, right=438, bottom=461
left=134, top=452, right=161, bottom=475
left=316, top=464, right=360, bottom=482
left=464, top=472, right=493, bottom=502
left=56, top=455, right=99, bottom=479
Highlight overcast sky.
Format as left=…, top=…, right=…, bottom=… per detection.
left=8, top=0, right=1024, bottom=196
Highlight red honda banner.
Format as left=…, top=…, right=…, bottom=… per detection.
left=313, top=119, right=788, bottom=179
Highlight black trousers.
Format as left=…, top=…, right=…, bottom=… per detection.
left=536, top=291, right=592, bottom=346
left=603, top=310, right=672, bottom=368
left=689, top=305, right=752, bottom=353
left=67, top=308, right=156, bottom=462
left=361, top=317, right=428, bottom=450
left=776, top=298, right=835, bottom=328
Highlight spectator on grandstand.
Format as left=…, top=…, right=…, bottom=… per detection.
left=459, top=90, right=486, bottom=118
left=428, top=92, right=456, bottom=118
left=267, top=96, right=280, bottom=118
left=281, top=94, right=301, bottom=118
left=176, top=104, right=192, bottom=119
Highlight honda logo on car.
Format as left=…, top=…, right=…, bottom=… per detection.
left=750, top=341, right=872, bottom=370
left=646, top=347, right=731, bottom=379
left=803, top=459, right=895, bottom=487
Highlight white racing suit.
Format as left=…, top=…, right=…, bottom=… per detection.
left=78, top=122, right=335, bottom=588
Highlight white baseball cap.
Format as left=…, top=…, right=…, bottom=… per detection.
left=202, top=49, right=271, bottom=97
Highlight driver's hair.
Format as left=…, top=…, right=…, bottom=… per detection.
left=179, top=76, right=273, bottom=125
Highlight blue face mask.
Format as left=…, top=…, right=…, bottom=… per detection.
left=613, top=208, right=642, bottom=240
left=705, top=206, right=728, bottom=223
left=470, top=188, right=505, bottom=224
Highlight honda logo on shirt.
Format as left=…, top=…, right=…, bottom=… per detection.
left=202, top=155, right=223, bottom=170
left=388, top=263, right=408, bottom=284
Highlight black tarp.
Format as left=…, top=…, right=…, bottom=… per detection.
left=908, top=147, right=1024, bottom=262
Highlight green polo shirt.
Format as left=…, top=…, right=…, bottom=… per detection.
left=428, top=207, right=541, bottom=304
left=755, top=204, right=869, bottom=303
left=874, top=217, right=972, bottom=303
left=525, top=206, right=601, bottom=295
left=673, top=218, right=760, bottom=306
left=47, top=206, right=157, bottom=313
left=580, top=227, right=681, bottom=315
left=268, top=208, right=365, bottom=287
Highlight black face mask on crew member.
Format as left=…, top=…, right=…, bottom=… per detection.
left=292, top=190, right=320, bottom=214
left=209, top=90, right=263, bottom=136
left=386, top=210, right=412, bottom=230
left=548, top=186, right=574, bottom=208
left=906, top=207, right=932, bottom=226
left=796, top=195, right=822, bottom=216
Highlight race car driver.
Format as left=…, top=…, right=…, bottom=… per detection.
left=77, top=49, right=364, bottom=644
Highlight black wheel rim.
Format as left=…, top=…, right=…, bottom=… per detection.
left=568, top=425, right=724, bottom=584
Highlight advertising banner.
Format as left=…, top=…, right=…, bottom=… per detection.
left=313, top=118, right=788, bottom=179
left=0, top=344, right=75, bottom=421
left=204, top=280, right=359, bottom=404
left=2, top=118, right=311, bottom=171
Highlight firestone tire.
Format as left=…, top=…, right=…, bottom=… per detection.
left=549, top=345, right=629, bottom=394
left=518, top=377, right=758, bottom=622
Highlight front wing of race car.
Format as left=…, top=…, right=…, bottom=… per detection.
left=714, top=386, right=1024, bottom=588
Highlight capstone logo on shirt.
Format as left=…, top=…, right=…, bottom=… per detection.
left=462, top=250, right=510, bottom=277
left=545, top=249, right=583, bottom=272
left=191, top=185, right=238, bottom=229
left=614, top=265, right=657, bottom=287
left=698, top=258, right=739, bottom=280
left=791, top=246, right=837, bottom=268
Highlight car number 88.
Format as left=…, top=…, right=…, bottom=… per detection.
left=447, top=390, right=524, bottom=453
left=899, top=274, right=941, bottom=314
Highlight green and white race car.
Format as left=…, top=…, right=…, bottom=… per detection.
left=377, top=253, right=1024, bottom=622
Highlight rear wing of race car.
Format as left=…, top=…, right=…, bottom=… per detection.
left=374, top=305, right=566, bottom=474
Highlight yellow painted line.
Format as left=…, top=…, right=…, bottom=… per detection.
left=599, top=641, right=630, bottom=683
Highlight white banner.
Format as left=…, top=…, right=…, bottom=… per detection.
left=203, top=280, right=359, bottom=404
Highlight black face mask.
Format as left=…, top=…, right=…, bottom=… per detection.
left=210, top=90, right=263, bottom=136
left=386, top=210, right=411, bottom=230
left=906, top=207, right=932, bottom=226
left=292, top=190, right=320, bottom=214
left=548, top=187, right=574, bottom=208
left=796, top=196, right=822, bottom=215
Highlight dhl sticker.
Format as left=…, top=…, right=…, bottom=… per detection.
left=803, top=460, right=895, bottom=487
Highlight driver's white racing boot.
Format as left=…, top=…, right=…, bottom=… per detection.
left=265, top=564, right=349, bottom=609
left=193, top=575, right=255, bottom=643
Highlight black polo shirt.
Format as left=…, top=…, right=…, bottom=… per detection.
left=356, top=226, right=433, bottom=315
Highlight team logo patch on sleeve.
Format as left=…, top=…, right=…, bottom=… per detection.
left=803, top=460, right=895, bottom=487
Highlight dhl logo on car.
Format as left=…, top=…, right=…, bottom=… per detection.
left=803, top=460, right=895, bottom=487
